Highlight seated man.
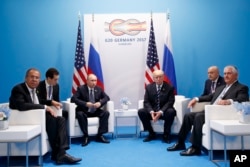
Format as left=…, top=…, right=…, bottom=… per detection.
left=9, top=68, right=82, bottom=164
left=167, top=65, right=249, bottom=156
left=138, top=70, right=176, bottom=143
left=71, top=74, right=110, bottom=146
left=37, top=67, right=68, bottom=120
left=201, top=66, right=225, bottom=96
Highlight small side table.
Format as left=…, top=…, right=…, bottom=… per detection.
left=114, top=109, right=138, bottom=138
left=210, top=120, right=250, bottom=167
left=0, top=125, right=42, bottom=167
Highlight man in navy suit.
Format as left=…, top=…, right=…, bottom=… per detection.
left=138, top=70, right=176, bottom=143
left=201, top=66, right=225, bottom=96
left=9, top=68, right=82, bottom=164
left=71, top=74, right=110, bottom=146
left=37, top=68, right=68, bottom=120
left=167, top=65, right=249, bottom=156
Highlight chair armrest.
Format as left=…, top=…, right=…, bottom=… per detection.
left=174, top=98, right=191, bottom=123
left=191, top=102, right=210, bottom=112
left=205, top=104, right=238, bottom=122
left=105, top=101, right=114, bottom=133
left=62, top=101, right=76, bottom=136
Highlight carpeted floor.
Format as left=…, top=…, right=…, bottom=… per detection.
left=0, top=127, right=226, bottom=167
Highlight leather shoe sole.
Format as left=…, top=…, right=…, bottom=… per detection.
left=180, top=147, right=201, bottom=156
left=167, top=143, right=186, bottom=151
left=56, top=153, right=82, bottom=164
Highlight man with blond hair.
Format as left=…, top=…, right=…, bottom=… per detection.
left=138, top=70, right=176, bottom=143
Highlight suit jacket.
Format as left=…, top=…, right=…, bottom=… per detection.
left=71, top=84, right=110, bottom=112
left=201, top=76, right=225, bottom=96
left=37, top=80, right=60, bottom=105
left=9, top=82, right=45, bottom=111
left=199, top=81, right=249, bottom=104
left=144, top=81, right=175, bottom=112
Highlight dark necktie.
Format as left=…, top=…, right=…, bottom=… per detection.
left=48, top=86, right=52, bottom=100
left=89, top=89, right=96, bottom=112
left=156, top=85, right=161, bottom=111
left=211, top=81, right=216, bottom=93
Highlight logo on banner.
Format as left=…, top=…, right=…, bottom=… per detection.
left=105, top=19, right=147, bottom=36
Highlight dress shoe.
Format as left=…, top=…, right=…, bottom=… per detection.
left=96, top=135, right=110, bottom=143
left=163, top=134, right=171, bottom=144
left=167, top=142, right=186, bottom=151
left=180, top=146, right=201, bottom=156
left=81, top=136, right=89, bottom=147
left=56, top=153, right=82, bottom=164
left=143, top=133, right=156, bottom=142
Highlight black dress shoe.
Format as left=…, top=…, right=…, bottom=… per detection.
left=81, top=136, right=89, bottom=147
left=180, top=146, right=201, bottom=156
left=56, top=153, right=82, bottom=164
left=143, top=133, right=156, bottom=142
left=96, top=135, right=110, bottom=143
left=163, top=134, right=171, bottom=144
left=167, top=142, right=186, bottom=151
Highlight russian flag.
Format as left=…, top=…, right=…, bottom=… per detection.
left=88, top=21, right=105, bottom=90
left=162, top=16, right=177, bottom=94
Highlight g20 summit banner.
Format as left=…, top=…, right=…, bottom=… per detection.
left=84, top=13, right=166, bottom=109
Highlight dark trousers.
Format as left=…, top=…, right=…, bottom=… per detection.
left=46, top=112, right=69, bottom=157
left=138, top=108, right=176, bottom=135
left=76, top=109, right=110, bottom=136
left=178, top=111, right=205, bottom=148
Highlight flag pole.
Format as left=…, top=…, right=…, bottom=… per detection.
left=78, top=11, right=81, bottom=21
left=166, top=9, right=170, bottom=20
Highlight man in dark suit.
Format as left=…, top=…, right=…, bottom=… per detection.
left=71, top=74, right=110, bottom=146
left=201, top=66, right=225, bottom=96
left=138, top=70, right=176, bottom=143
left=37, top=68, right=68, bottom=119
left=9, top=68, right=82, bottom=164
left=167, top=65, right=249, bottom=156
left=202, top=66, right=225, bottom=96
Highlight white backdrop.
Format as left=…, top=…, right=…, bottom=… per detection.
left=84, top=13, right=166, bottom=110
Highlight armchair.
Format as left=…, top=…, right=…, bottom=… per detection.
left=191, top=102, right=250, bottom=150
left=0, top=103, right=62, bottom=156
left=62, top=100, right=114, bottom=142
left=138, top=95, right=190, bottom=135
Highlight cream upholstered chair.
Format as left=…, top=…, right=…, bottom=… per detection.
left=191, top=102, right=250, bottom=150
left=138, top=95, right=190, bottom=135
left=0, top=103, right=62, bottom=156
left=62, top=100, right=114, bottom=141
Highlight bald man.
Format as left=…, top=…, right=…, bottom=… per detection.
left=71, top=74, right=110, bottom=146
left=138, top=70, right=176, bottom=143
left=202, top=66, right=225, bottom=96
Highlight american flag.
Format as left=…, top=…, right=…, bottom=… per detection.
left=145, top=18, right=160, bottom=86
left=72, top=20, right=87, bottom=94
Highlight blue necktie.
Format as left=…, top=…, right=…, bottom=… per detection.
left=156, top=85, right=161, bottom=111
left=211, top=82, right=215, bottom=93
left=48, top=86, right=52, bottom=100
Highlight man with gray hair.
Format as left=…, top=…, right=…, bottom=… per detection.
left=167, top=65, right=249, bottom=156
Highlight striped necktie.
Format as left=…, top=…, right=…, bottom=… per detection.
left=156, top=85, right=161, bottom=111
